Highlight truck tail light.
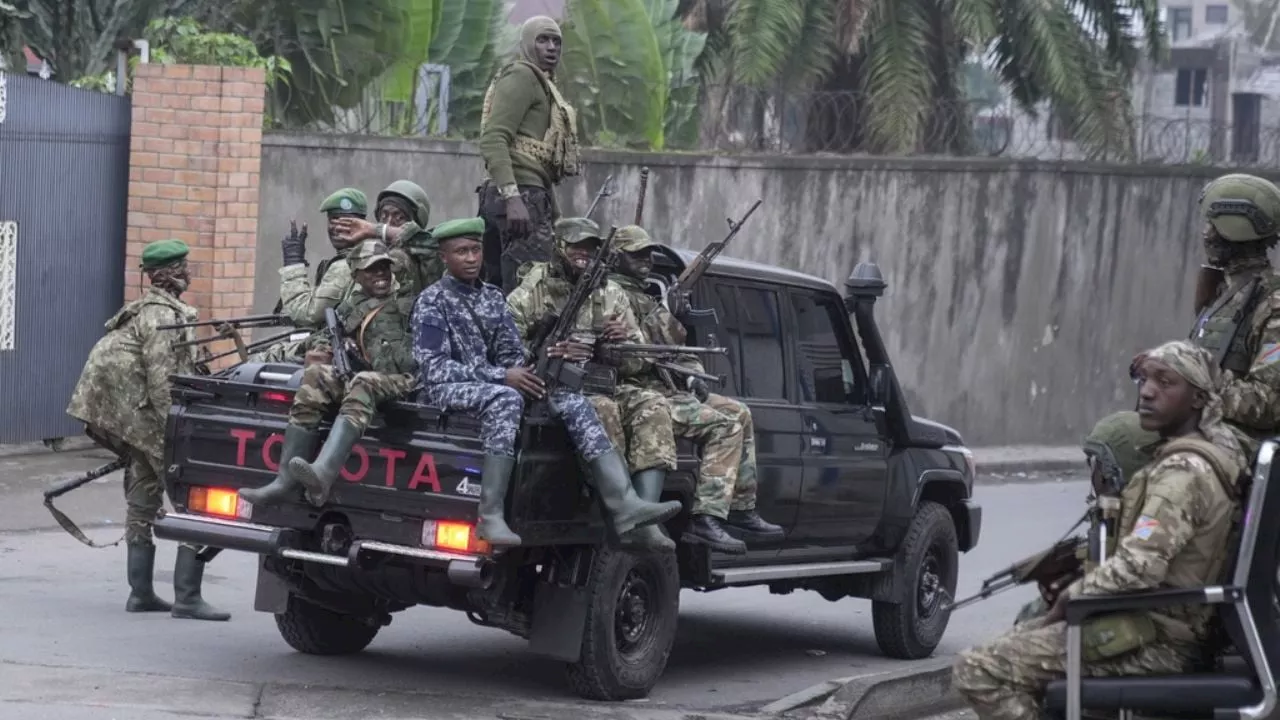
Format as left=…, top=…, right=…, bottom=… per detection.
left=259, top=390, right=293, bottom=404
left=422, top=520, right=490, bottom=555
left=188, top=486, right=251, bottom=520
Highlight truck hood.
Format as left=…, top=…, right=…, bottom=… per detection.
left=911, top=415, right=964, bottom=446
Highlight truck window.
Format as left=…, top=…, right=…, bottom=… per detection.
left=709, top=283, right=742, bottom=396
left=733, top=285, right=787, bottom=399
left=790, top=291, right=863, bottom=404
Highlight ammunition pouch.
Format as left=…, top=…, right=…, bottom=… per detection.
left=582, top=363, right=617, bottom=396
left=553, top=362, right=586, bottom=392
left=1082, top=612, right=1158, bottom=663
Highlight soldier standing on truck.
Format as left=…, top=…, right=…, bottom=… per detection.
left=507, top=218, right=682, bottom=552
left=65, top=239, right=231, bottom=622
left=952, top=340, right=1245, bottom=720
left=332, top=180, right=444, bottom=298
left=611, top=225, right=785, bottom=552
left=242, top=241, right=418, bottom=508
left=476, top=15, right=580, bottom=292
left=413, top=218, right=682, bottom=546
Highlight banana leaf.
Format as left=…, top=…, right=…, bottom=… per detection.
left=383, top=0, right=441, bottom=103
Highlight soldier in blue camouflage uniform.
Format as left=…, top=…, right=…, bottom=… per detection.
left=413, top=218, right=681, bottom=546
left=611, top=225, right=786, bottom=553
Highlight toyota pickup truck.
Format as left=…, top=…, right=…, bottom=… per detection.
left=153, top=252, right=982, bottom=702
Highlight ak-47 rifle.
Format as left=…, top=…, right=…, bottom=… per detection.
left=44, top=455, right=129, bottom=548
left=634, top=167, right=650, bottom=224
left=585, top=174, right=616, bottom=221
left=649, top=199, right=763, bottom=324
left=323, top=307, right=364, bottom=381
left=163, top=314, right=295, bottom=365
left=600, top=342, right=729, bottom=387
left=945, top=511, right=1090, bottom=612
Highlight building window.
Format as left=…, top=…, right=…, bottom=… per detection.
left=1205, top=5, right=1228, bottom=24
left=1175, top=68, right=1208, bottom=107
left=1169, top=7, right=1193, bottom=41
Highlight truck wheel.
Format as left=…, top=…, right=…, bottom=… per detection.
left=275, top=595, right=380, bottom=655
left=565, top=547, right=680, bottom=701
left=872, top=500, right=958, bottom=659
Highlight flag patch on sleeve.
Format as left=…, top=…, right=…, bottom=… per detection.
left=1132, top=515, right=1159, bottom=540
left=1255, top=343, right=1280, bottom=369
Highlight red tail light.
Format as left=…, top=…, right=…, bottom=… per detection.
left=260, top=390, right=293, bottom=404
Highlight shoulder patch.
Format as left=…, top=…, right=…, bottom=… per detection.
left=1132, top=515, right=1159, bottom=540
left=1255, top=342, right=1280, bottom=369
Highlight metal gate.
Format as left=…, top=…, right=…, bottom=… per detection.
left=0, top=71, right=131, bottom=444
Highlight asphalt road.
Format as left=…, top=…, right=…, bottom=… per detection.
left=0, top=448, right=1091, bottom=719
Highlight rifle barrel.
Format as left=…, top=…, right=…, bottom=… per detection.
left=158, top=314, right=288, bottom=331
left=603, top=343, right=727, bottom=356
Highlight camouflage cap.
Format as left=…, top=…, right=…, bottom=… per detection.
left=319, top=187, right=369, bottom=217
left=554, top=216, right=603, bottom=246
left=431, top=217, right=486, bottom=243
left=1198, top=173, right=1280, bottom=242
left=346, top=240, right=394, bottom=271
left=614, top=225, right=658, bottom=254
left=140, top=238, right=189, bottom=269
left=1135, top=339, right=1243, bottom=460
left=1082, top=411, right=1159, bottom=490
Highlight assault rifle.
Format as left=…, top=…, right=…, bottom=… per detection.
left=323, top=307, right=363, bottom=381
left=585, top=174, right=616, bottom=221
left=648, top=199, right=762, bottom=325
left=44, top=455, right=129, bottom=549
left=162, top=314, right=295, bottom=364
left=945, top=512, right=1089, bottom=612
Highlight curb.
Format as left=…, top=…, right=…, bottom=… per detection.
left=0, top=437, right=98, bottom=459
left=764, top=658, right=960, bottom=720
left=971, top=445, right=1083, bottom=477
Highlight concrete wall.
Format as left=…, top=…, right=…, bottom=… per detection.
left=256, top=132, right=1275, bottom=447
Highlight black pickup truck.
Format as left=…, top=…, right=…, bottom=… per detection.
left=153, top=251, right=982, bottom=701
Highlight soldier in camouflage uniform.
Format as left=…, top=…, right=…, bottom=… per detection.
left=953, top=340, right=1246, bottom=720
left=611, top=225, right=786, bottom=554
left=66, top=239, right=230, bottom=622
left=413, top=218, right=681, bottom=546
left=247, top=241, right=418, bottom=508
left=476, top=15, right=580, bottom=291
left=251, top=187, right=370, bottom=364
left=507, top=218, right=682, bottom=546
left=332, top=180, right=444, bottom=298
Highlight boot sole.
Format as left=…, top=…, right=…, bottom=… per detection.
left=681, top=531, right=747, bottom=555
left=289, top=459, right=331, bottom=507
left=172, top=608, right=231, bottom=621
left=126, top=600, right=173, bottom=613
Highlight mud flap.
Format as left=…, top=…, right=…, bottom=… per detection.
left=528, top=580, right=588, bottom=662
left=253, top=556, right=290, bottom=613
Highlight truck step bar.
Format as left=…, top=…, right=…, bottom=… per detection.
left=710, top=559, right=889, bottom=586
left=153, top=511, right=492, bottom=589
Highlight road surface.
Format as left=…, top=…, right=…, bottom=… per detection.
left=0, top=448, right=1090, bottom=719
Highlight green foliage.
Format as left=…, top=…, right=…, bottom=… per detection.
left=427, top=0, right=511, bottom=133
left=18, top=0, right=166, bottom=80
left=383, top=0, right=441, bottom=103
left=0, top=1, right=31, bottom=70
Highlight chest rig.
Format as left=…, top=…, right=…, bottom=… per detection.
left=1192, top=272, right=1280, bottom=374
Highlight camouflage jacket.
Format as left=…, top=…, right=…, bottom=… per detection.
left=65, top=288, right=198, bottom=459
left=333, top=286, right=416, bottom=376
left=611, top=273, right=706, bottom=393
left=279, top=252, right=355, bottom=328
left=390, top=223, right=445, bottom=300
left=506, top=262, right=648, bottom=377
left=1075, top=433, right=1242, bottom=644
left=413, top=275, right=525, bottom=386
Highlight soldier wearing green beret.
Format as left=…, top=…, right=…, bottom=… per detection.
left=331, top=180, right=445, bottom=298
left=277, top=187, right=369, bottom=328
left=66, top=239, right=230, bottom=622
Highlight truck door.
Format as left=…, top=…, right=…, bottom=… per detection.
left=786, top=289, right=887, bottom=546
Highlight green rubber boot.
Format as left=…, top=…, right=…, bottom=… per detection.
left=618, top=469, right=676, bottom=553
left=587, top=451, right=683, bottom=539
left=239, top=425, right=319, bottom=507
left=170, top=546, right=231, bottom=621
left=475, top=454, right=522, bottom=547
left=290, top=417, right=363, bottom=507
left=125, top=543, right=173, bottom=613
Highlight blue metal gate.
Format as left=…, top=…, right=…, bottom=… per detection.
left=0, top=72, right=131, bottom=444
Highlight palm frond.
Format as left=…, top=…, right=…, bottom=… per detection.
left=833, top=0, right=873, bottom=54
left=724, top=0, right=803, bottom=86
left=777, top=0, right=837, bottom=89
left=860, top=0, right=934, bottom=152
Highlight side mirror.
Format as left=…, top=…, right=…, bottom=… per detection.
left=844, top=262, right=887, bottom=300
left=868, top=365, right=890, bottom=406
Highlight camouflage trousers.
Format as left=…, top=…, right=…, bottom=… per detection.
left=123, top=447, right=165, bottom=546
left=247, top=338, right=306, bottom=364
left=952, top=620, right=1195, bottom=720
left=668, top=392, right=743, bottom=519
left=479, top=183, right=555, bottom=293
left=425, top=383, right=524, bottom=457
left=290, top=365, right=416, bottom=432
left=705, top=393, right=759, bottom=512
left=589, top=385, right=677, bottom=473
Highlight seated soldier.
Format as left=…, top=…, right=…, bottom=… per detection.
left=241, top=241, right=417, bottom=508
left=952, top=340, right=1247, bottom=720
left=610, top=225, right=785, bottom=552
left=333, top=180, right=444, bottom=298
left=413, top=218, right=682, bottom=546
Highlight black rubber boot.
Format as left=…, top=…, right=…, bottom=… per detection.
left=476, top=454, right=521, bottom=547
left=290, top=417, right=363, bottom=507
left=587, top=451, right=683, bottom=539
left=239, top=425, right=319, bottom=507
left=727, top=509, right=785, bottom=541
left=619, top=469, right=676, bottom=553
left=125, top=543, right=172, bottom=613
left=683, top=514, right=747, bottom=554
left=171, top=546, right=231, bottom=621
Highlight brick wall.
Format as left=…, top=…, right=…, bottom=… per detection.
left=125, top=64, right=265, bottom=364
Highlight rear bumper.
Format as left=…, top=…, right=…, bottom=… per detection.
left=957, top=499, right=982, bottom=552
left=153, top=511, right=492, bottom=588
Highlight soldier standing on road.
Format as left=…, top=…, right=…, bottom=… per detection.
left=244, top=241, right=418, bottom=508
left=953, top=340, right=1245, bottom=720
left=413, top=218, right=681, bottom=546
left=1186, top=173, right=1280, bottom=460
left=332, top=180, right=444, bottom=298
left=66, top=239, right=230, bottom=622
left=506, top=218, right=682, bottom=548
left=477, top=15, right=580, bottom=291
left=610, top=225, right=785, bottom=553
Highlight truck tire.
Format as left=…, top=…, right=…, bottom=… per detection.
left=275, top=595, right=380, bottom=656
left=872, top=500, right=958, bottom=660
left=565, top=547, right=680, bottom=701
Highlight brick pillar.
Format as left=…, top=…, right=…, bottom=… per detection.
left=125, top=64, right=265, bottom=352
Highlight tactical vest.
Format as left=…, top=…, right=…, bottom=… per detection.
left=1192, top=271, right=1280, bottom=374
left=343, top=294, right=414, bottom=375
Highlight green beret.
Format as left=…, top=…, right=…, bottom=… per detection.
left=318, top=187, right=368, bottom=217
left=140, top=239, right=189, bottom=269
left=1199, top=173, right=1280, bottom=242
left=431, top=217, right=486, bottom=243
left=347, top=240, right=394, bottom=271
left=614, top=225, right=658, bottom=254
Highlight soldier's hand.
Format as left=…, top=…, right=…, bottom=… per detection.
left=505, top=367, right=545, bottom=398
left=505, top=195, right=531, bottom=238
left=282, top=219, right=308, bottom=266
left=600, top=318, right=629, bottom=342
left=667, top=289, right=691, bottom=318
left=688, top=377, right=710, bottom=403
left=304, top=348, right=333, bottom=367
left=215, top=322, right=236, bottom=338
left=333, top=217, right=377, bottom=243
left=548, top=341, right=593, bottom=363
